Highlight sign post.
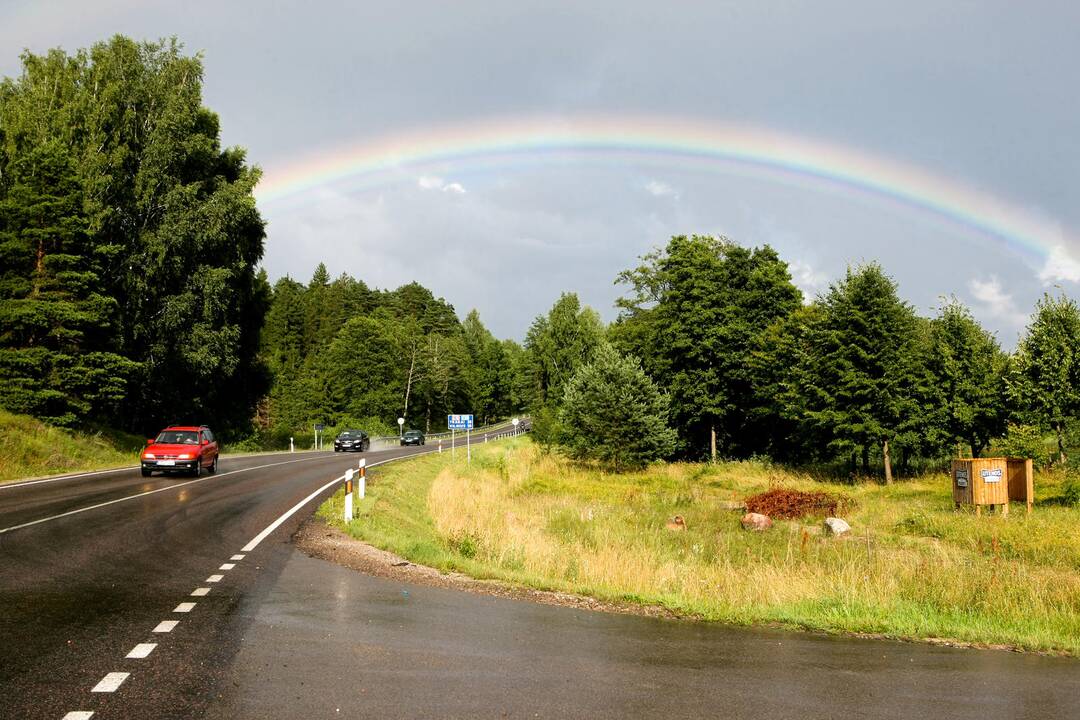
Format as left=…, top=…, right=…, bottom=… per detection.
left=512, top=418, right=520, bottom=436
left=447, top=414, right=474, bottom=463
left=397, top=417, right=405, bottom=438
left=315, top=423, right=325, bottom=450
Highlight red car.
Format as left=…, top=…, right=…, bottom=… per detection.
left=141, top=425, right=219, bottom=477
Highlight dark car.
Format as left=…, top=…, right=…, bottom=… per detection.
left=334, top=429, right=369, bottom=452
left=400, top=429, right=425, bottom=446
left=141, top=425, right=219, bottom=477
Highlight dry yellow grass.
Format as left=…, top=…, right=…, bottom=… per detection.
left=326, top=438, right=1080, bottom=654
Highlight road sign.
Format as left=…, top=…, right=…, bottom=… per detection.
left=448, top=414, right=474, bottom=430
left=314, top=424, right=325, bottom=431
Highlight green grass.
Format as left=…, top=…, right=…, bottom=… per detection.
left=0, top=409, right=144, bottom=483
left=319, top=438, right=1080, bottom=655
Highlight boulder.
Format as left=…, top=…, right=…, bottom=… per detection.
left=741, top=512, right=773, bottom=531
left=823, top=517, right=851, bottom=536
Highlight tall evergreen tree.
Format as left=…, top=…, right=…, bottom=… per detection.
left=798, top=264, right=920, bottom=479
left=924, top=301, right=1007, bottom=457
left=615, top=236, right=800, bottom=459
left=1009, top=293, right=1080, bottom=464
left=523, top=293, right=605, bottom=408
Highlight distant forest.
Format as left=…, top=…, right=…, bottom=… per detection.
left=2, top=36, right=1079, bottom=474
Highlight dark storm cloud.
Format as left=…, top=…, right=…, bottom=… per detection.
left=2, top=0, right=1077, bottom=341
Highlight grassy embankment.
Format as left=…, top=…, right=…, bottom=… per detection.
left=0, top=409, right=144, bottom=483
left=319, top=437, right=1080, bottom=655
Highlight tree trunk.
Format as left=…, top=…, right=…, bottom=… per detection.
left=861, top=445, right=869, bottom=474
left=1057, top=423, right=1067, bottom=465
left=710, top=424, right=717, bottom=463
left=883, top=440, right=893, bottom=485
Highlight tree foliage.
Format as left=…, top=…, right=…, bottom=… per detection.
left=0, top=36, right=267, bottom=436
left=558, top=344, right=677, bottom=470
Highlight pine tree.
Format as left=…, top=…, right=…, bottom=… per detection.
left=1009, top=293, right=1080, bottom=464
left=558, top=344, right=677, bottom=470
left=798, top=264, right=921, bottom=480
left=0, top=140, right=134, bottom=425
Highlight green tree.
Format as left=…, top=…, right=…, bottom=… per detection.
left=1009, top=293, right=1080, bottom=464
left=924, top=301, right=1007, bottom=457
left=798, top=264, right=920, bottom=480
left=558, top=344, right=677, bottom=470
left=0, top=139, right=135, bottom=425
left=523, top=293, right=605, bottom=407
left=615, top=236, right=801, bottom=459
left=0, top=36, right=269, bottom=436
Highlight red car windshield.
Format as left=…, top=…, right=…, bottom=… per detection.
left=156, top=431, right=200, bottom=445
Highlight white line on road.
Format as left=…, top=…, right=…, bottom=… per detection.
left=230, top=554, right=245, bottom=560
left=240, top=450, right=439, bottom=553
left=173, top=602, right=196, bottom=613
left=91, top=672, right=129, bottom=692
left=126, top=643, right=157, bottom=659
left=206, top=574, right=223, bottom=583
left=191, top=587, right=210, bottom=596
left=219, top=563, right=235, bottom=570
left=153, top=620, right=179, bottom=633
left=62, top=712, right=94, bottom=719
left=0, top=454, right=342, bottom=536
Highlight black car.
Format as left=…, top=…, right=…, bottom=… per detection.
left=334, top=429, right=370, bottom=452
left=401, top=429, right=425, bottom=446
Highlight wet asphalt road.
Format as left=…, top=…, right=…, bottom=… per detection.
left=0, top=442, right=441, bottom=720
left=206, top=551, right=1080, bottom=720
left=3, top=429, right=1079, bottom=720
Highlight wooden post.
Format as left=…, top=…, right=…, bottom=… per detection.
left=710, top=425, right=717, bottom=464
left=883, top=440, right=893, bottom=485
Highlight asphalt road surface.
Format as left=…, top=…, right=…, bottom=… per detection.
left=2, top=430, right=1078, bottom=720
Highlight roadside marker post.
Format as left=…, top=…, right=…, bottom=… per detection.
left=357, top=458, right=366, bottom=499
left=344, top=469, right=354, bottom=522
left=290, top=437, right=294, bottom=453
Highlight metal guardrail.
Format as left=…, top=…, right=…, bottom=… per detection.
left=366, top=419, right=529, bottom=451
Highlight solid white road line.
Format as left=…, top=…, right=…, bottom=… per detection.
left=91, top=672, right=129, bottom=693
left=0, top=455, right=340, bottom=536
left=126, top=643, right=157, bottom=659
left=191, top=587, right=210, bottom=596
left=153, top=620, right=179, bottom=633
left=173, top=602, right=196, bottom=613
left=206, top=574, right=223, bottom=583
left=230, top=554, right=245, bottom=560
left=62, top=712, right=94, bottom=719
left=240, top=450, right=438, bottom=553
left=219, top=563, right=235, bottom=570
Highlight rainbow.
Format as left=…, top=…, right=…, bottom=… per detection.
left=254, top=115, right=1066, bottom=263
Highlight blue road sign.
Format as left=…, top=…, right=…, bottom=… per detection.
left=447, top=414, right=474, bottom=430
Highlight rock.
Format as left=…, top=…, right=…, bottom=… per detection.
left=718, top=500, right=747, bottom=511
left=741, top=512, right=773, bottom=531
left=665, top=515, right=687, bottom=531
left=823, top=517, right=851, bottom=536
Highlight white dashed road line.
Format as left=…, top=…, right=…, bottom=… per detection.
left=220, top=563, right=235, bottom=570
left=153, top=620, right=179, bottom=633
left=230, top=554, right=245, bottom=560
left=206, top=574, right=224, bottom=583
left=126, top=643, right=157, bottom=659
left=91, top=672, right=129, bottom=693
left=191, top=587, right=211, bottom=596
left=62, top=712, right=94, bottom=719
left=173, top=602, right=197, bottom=613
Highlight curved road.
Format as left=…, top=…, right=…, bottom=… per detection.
left=1, top=430, right=1078, bottom=720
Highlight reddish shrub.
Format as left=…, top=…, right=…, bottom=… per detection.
left=743, top=487, right=851, bottom=520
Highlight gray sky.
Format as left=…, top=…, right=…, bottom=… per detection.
left=3, top=0, right=1078, bottom=345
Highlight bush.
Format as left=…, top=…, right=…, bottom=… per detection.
left=1063, top=469, right=1080, bottom=507
left=528, top=405, right=562, bottom=454
left=994, top=423, right=1053, bottom=467
left=557, top=344, right=677, bottom=470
